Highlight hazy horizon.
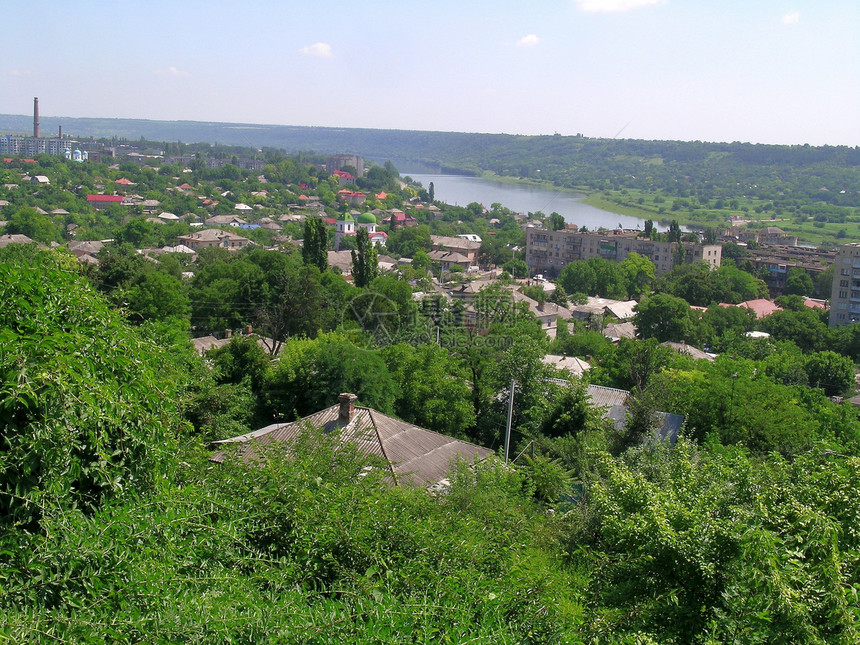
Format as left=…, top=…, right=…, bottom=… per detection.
left=3, top=1, right=858, bottom=148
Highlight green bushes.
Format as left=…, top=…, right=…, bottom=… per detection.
left=0, top=250, right=182, bottom=529
left=567, top=442, right=860, bottom=643
left=0, top=430, right=583, bottom=642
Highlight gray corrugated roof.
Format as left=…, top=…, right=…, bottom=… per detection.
left=586, top=384, right=629, bottom=409
left=211, top=405, right=493, bottom=488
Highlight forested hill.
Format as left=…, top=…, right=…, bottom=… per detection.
left=2, top=112, right=859, bottom=189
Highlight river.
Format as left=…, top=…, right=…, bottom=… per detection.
left=405, top=172, right=651, bottom=231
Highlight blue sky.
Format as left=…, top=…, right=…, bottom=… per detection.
left=3, top=0, right=858, bottom=145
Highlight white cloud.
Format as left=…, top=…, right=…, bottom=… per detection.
left=574, top=0, right=663, bottom=12
left=782, top=11, right=800, bottom=24
left=156, top=66, right=191, bottom=78
left=516, top=34, right=541, bottom=47
left=299, top=42, right=334, bottom=59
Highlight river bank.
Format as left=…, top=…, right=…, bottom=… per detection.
left=405, top=172, right=650, bottom=231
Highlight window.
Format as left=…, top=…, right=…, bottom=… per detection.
left=841, top=280, right=850, bottom=287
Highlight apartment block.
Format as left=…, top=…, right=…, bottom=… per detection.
left=526, top=228, right=721, bottom=276
left=0, top=136, right=69, bottom=156
left=829, top=243, right=860, bottom=326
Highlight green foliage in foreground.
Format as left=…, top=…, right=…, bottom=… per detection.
left=0, top=434, right=584, bottom=643
left=0, top=248, right=181, bottom=530
left=6, top=247, right=860, bottom=642
left=568, top=441, right=860, bottom=644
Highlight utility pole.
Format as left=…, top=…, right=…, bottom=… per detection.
left=504, top=379, right=515, bottom=463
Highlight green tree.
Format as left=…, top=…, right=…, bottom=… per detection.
left=804, top=350, right=855, bottom=397
left=503, top=258, right=529, bottom=278
left=302, top=215, right=329, bottom=272
left=548, top=212, right=566, bottom=231
left=381, top=343, right=476, bottom=437
left=633, top=293, right=697, bottom=343
left=5, top=206, right=60, bottom=243
left=619, top=252, right=656, bottom=299
left=124, top=271, right=189, bottom=323
left=784, top=267, right=814, bottom=297
left=351, top=227, right=379, bottom=288
left=559, top=260, right=596, bottom=295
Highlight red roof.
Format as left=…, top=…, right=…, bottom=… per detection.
left=720, top=299, right=782, bottom=319
left=115, top=178, right=133, bottom=185
left=333, top=170, right=355, bottom=179
left=87, top=194, right=124, bottom=203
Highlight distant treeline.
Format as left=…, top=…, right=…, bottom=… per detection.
left=2, top=113, right=859, bottom=207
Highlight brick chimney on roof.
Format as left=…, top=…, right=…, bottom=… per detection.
left=338, top=393, right=358, bottom=425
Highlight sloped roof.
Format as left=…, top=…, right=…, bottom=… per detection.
left=0, top=233, right=35, bottom=247
left=542, top=354, right=591, bottom=376
left=604, top=300, right=638, bottom=320
left=602, top=322, right=637, bottom=340
left=211, top=404, right=492, bottom=487
left=724, top=299, right=782, bottom=319
left=586, top=384, right=629, bottom=409
left=69, top=240, right=105, bottom=256
left=661, top=341, right=715, bottom=361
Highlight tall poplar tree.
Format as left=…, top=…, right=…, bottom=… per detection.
left=302, top=216, right=328, bottom=272
left=351, top=228, right=379, bottom=288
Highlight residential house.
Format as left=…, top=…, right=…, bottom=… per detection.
left=0, top=233, right=35, bottom=248
left=431, top=235, right=481, bottom=265
left=327, top=250, right=354, bottom=275
left=205, top=214, right=247, bottom=227
left=571, top=297, right=638, bottom=323
left=602, top=321, right=637, bottom=341
left=177, top=228, right=251, bottom=251
left=429, top=250, right=472, bottom=272
left=332, top=170, right=356, bottom=186
left=542, top=354, right=591, bottom=377
left=587, top=385, right=685, bottom=444
left=383, top=210, right=417, bottom=227
left=210, top=393, right=492, bottom=489
left=660, top=341, right=715, bottom=362
left=86, top=194, right=124, bottom=210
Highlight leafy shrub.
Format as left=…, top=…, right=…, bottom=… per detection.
left=0, top=250, right=182, bottom=529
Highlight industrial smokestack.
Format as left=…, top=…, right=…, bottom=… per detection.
left=33, top=97, right=40, bottom=139
left=59, top=125, right=62, bottom=139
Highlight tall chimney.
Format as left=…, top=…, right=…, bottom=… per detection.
left=58, top=125, right=62, bottom=139
left=338, top=393, right=358, bottom=425
left=33, top=97, right=40, bottom=139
